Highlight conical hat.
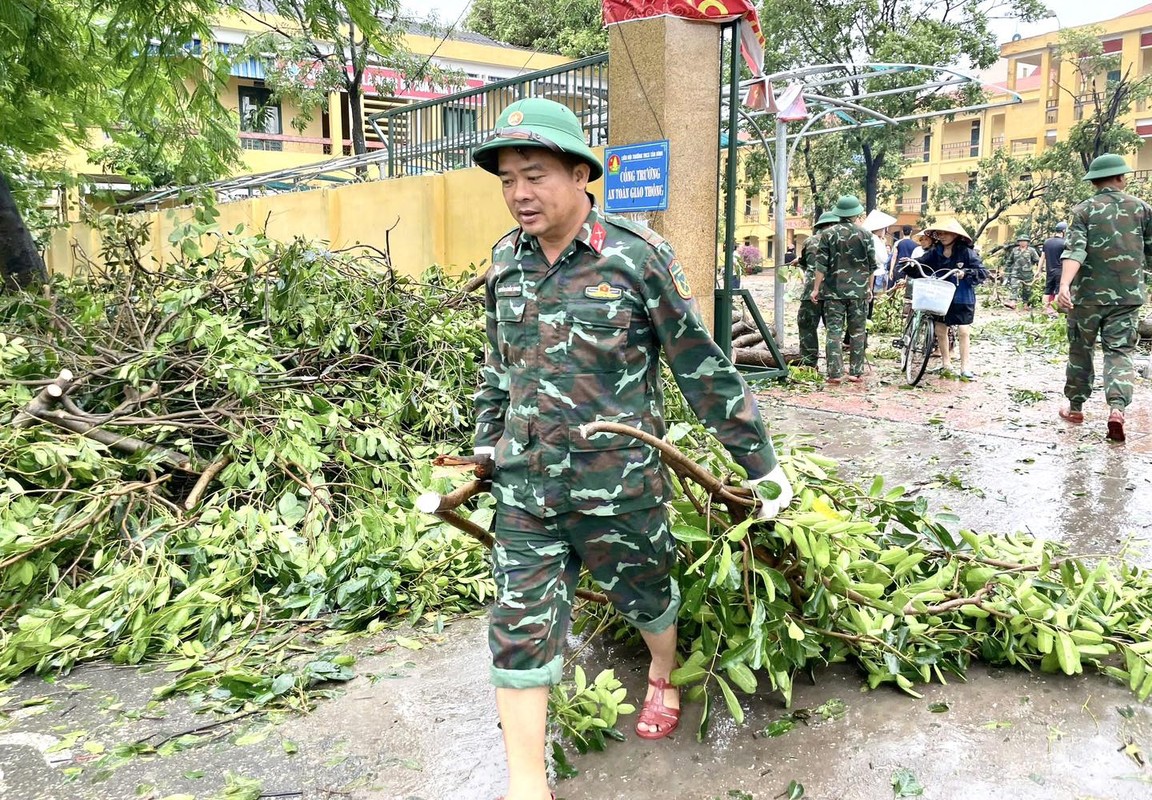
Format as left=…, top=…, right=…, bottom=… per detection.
left=922, top=218, right=973, bottom=245
left=861, top=209, right=897, bottom=231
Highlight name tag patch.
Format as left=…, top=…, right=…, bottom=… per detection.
left=496, top=284, right=523, bottom=297
left=584, top=282, right=624, bottom=300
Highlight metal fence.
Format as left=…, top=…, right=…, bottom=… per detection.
left=369, top=53, right=608, bottom=178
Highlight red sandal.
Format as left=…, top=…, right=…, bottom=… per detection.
left=635, top=677, right=680, bottom=740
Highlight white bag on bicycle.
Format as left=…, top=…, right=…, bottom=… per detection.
left=911, top=277, right=956, bottom=315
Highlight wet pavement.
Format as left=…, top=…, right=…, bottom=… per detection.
left=3, top=285, right=1152, bottom=799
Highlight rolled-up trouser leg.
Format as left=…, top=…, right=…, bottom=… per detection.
left=488, top=504, right=679, bottom=689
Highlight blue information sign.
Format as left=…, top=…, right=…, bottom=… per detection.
left=603, top=140, right=670, bottom=214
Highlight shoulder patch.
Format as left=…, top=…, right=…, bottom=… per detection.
left=668, top=259, right=692, bottom=300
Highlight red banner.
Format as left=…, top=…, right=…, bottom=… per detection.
left=602, top=1, right=768, bottom=108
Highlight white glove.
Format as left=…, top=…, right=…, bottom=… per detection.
left=745, top=465, right=794, bottom=520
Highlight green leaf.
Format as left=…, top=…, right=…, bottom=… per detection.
left=762, top=718, right=795, bottom=737
left=716, top=676, right=744, bottom=726
left=784, top=779, right=805, bottom=799
left=891, top=768, right=925, bottom=797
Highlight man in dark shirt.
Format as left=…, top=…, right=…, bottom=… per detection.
left=1040, top=221, right=1067, bottom=314
left=888, top=224, right=918, bottom=286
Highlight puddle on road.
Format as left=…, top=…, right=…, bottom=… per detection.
left=766, top=405, right=1152, bottom=565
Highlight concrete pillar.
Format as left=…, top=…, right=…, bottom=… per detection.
left=608, top=17, right=721, bottom=334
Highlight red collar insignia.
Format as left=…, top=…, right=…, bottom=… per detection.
left=589, top=222, right=606, bottom=254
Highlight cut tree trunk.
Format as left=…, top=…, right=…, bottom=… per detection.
left=733, top=331, right=765, bottom=349
left=733, top=346, right=803, bottom=369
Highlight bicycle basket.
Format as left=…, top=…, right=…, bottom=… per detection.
left=911, top=277, right=956, bottom=315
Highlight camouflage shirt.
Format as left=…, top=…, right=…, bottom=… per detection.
left=1064, top=187, right=1152, bottom=306
left=475, top=204, right=778, bottom=518
left=813, top=221, right=875, bottom=301
left=797, top=230, right=824, bottom=298
left=1005, top=246, right=1039, bottom=275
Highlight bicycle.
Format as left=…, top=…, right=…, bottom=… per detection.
left=896, top=259, right=963, bottom=386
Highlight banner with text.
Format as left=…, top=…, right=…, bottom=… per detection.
left=604, top=140, right=670, bottom=214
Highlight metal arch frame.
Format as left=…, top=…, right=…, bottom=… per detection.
left=718, top=61, right=1024, bottom=343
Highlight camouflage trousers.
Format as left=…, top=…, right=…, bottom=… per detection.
left=1064, top=303, right=1139, bottom=411
left=823, top=298, right=867, bottom=378
left=796, top=297, right=823, bottom=368
left=488, top=503, right=679, bottom=689
left=1006, top=272, right=1034, bottom=304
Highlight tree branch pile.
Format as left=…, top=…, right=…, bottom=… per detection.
left=0, top=203, right=494, bottom=692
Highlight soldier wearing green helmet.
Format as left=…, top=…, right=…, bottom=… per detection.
left=795, top=211, right=839, bottom=369
left=809, top=195, right=876, bottom=384
left=471, top=97, right=794, bottom=800
left=1056, top=153, right=1152, bottom=442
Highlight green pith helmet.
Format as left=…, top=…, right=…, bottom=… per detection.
left=1082, top=153, right=1133, bottom=181
left=472, top=98, right=603, bottom=181
left=1016, top=234, right=1030, bottom=242
left=831, top=194, right=865, bottom=218
left=815, top=211, right=839, bottom=228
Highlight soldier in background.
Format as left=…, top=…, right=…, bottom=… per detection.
left=810, top=195, right=875, bottom=385
left=1040, top=221, right=1068, bottom=314
left=1057, top=153, right=1152, bottom=443
left=1004, top=234, right=1039, bottom=308
left=796, top=211, right=838, bottom=370
left=470, top=98, right=795, bottom=800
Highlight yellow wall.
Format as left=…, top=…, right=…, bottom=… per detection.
left=47, top=150, right=606, bottom=279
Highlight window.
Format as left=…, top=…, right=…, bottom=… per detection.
left=442, top=106, right=477, bottom=139
left=1107, top=69, right=1122, bottom=84
left=239, top=86, right=282, bottom=150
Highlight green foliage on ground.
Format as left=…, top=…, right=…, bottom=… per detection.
left=3, top=207, right=1151, bottom=770
left=0, top=202, right=491, bottom=705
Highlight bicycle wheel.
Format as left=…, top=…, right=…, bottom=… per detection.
left=905, top=314, right=935, bottom=386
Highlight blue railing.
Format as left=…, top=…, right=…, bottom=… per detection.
left=368, top=53, right=608, bottom=178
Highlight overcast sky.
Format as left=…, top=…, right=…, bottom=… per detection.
left=400, top=0, right=1140, bottom=47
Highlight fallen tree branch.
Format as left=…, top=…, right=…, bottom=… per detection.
left=579, top=421, right=755, bottom=509
left=184, top=456, right=233, bottom=510
left=12, top=369, right=74, bottom=428
left=28, top=408, right=194, bottom=471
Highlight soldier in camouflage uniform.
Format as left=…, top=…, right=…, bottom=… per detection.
left=796, top=211, right=839, bottom=369
left=1057, top=153, right=1152, bottom=443
left=470, top=98, right=795, bottom=800
left=1004, top=235, right=1040, bottom=306
left=810, top=195, right=875, bottom=384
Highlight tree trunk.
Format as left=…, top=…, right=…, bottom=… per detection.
left=802, top=139, right=823, bottom=219
left=862, top=143, right=883, bottom=213
left=0, top=172, right=49, bottom=292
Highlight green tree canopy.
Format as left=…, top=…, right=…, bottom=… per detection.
left=466, top=0, right=607, bottom=58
